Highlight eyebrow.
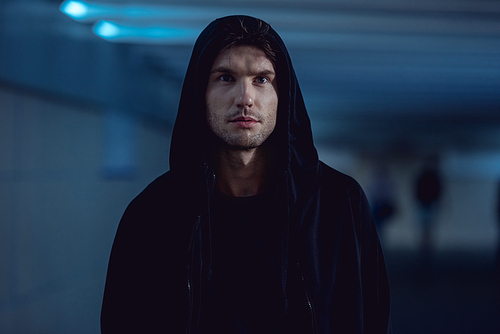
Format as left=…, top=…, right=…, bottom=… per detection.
left=209, top=66, right=234, bottom=75
left=209, top=66, right=275, bottom=77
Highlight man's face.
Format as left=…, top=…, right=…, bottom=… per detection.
left=205, top=44, right=278, bottom=149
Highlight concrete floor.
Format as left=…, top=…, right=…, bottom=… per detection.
left=385, top=248, right=500, bottom=334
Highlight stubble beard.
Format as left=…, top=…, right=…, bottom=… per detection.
left=206, top=108, right=277, bottom=150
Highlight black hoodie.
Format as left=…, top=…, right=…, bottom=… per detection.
left=101, top=15, right=391, bottom=334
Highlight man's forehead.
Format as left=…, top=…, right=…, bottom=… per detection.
left=211, top=45, right=275, bottom=71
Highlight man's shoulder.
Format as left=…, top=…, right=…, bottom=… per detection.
left=118, top=171, right=190, bottom=232
left=140, top=171, right=171, bottom=193
left=127, top=171, right=173, bottom=210
left=318, top=161, right=369, bottom=208
left=319, top=161, right=363, bottom=193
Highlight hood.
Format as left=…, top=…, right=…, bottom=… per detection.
left=169, top=15, right=320, bottom=208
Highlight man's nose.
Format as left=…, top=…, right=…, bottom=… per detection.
left=235, top=80, right=254, bottom=108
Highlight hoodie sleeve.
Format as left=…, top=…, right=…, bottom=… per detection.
left=100, top=173, right=190, bottom=333
left=358, top=184, right=392, bottom=334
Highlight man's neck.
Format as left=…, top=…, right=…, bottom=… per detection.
left=213, top=146, right=271, bottom=197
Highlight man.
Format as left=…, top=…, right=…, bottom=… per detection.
left=101, top=15, right=391, bottom=333
left=415, top=164, right=442, bottom=265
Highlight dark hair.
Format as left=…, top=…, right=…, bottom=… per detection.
left=218, top=17, right=276, bottom=66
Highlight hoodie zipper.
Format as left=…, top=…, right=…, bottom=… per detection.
left=186, top=215, right=201, bottom=334
left=186, top=165, right=215, bottom=334
left=297, top=262, right=318, bottom=334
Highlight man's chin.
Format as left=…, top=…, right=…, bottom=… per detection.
left=217, top=134, right=261, bottom=149
left=224, top=142, right=260, bottom=151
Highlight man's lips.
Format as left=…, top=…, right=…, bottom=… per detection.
left=229, top=116, right=258, bottom=127
left=231, top=116, right=256, bottom=121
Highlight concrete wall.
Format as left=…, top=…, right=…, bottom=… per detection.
left=0, top=87, right=170, bottom=333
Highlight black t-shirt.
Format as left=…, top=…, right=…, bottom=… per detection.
left=199, top=188, right=287, bottom=333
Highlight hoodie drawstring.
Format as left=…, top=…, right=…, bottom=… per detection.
left=202, top=164, right=215, bottom=284
left=281, top=170, right=290, bottom=314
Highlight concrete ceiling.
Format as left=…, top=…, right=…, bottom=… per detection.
left=1, top=0, right=500, bottom=155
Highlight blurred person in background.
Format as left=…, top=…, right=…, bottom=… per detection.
left=415, top=161, right=442, bottom=266
left=368, top=165, right=397, bottom=239
left=100, top=15, right=391, bottom=333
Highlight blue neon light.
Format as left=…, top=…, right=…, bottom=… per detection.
left=60, top=0, right=217, bottom=21
left=94, top=21, right=120, bottom=38
left=60, top=0, right=88, bottom=19
left=93, top=21, right=199, bottom=43
left=59, top=0, right=220, bottom=43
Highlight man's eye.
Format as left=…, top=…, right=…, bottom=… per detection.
left=255, top=76, right=268, bottom=84
left=220, top=74, right=233, bottom=82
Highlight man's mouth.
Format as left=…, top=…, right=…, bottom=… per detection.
left=230, top=116, right=258, bottom=127
left=231, top=116, right=256, bottom=122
